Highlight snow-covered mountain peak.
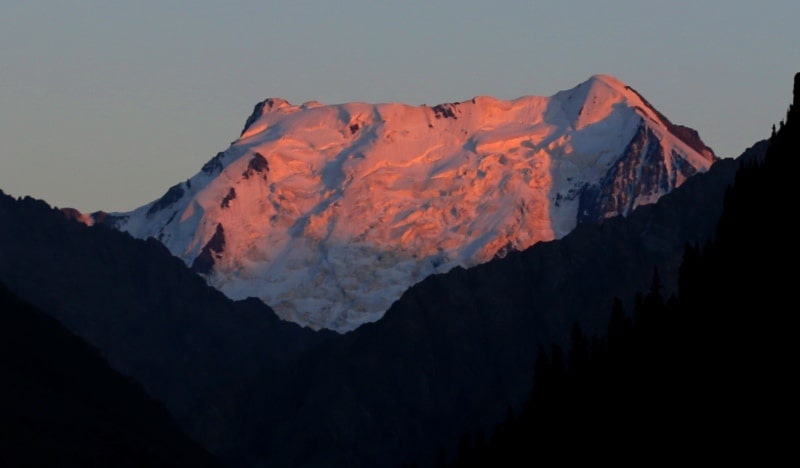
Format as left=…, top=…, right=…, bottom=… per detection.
left=552, top=74, right=655, bottom=129
left=93, top=76, right=717, bottom=332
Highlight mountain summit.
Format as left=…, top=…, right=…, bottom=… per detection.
left=90, top=75, right=716, bottom=332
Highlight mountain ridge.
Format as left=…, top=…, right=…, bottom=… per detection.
left=86, top=74, right=717, bottom=332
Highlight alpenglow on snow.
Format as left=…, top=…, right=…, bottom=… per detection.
left=88, top=75, right=716, bottom=332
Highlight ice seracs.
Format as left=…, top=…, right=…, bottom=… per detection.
left=91, top=75, right=717, bottom=332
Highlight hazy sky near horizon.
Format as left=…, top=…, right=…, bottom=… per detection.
left=2, top=1, right=798, bottom=213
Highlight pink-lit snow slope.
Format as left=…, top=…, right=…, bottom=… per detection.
left=101, top=75, right=716, bottom=332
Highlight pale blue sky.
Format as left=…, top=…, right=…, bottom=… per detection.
left=1, top=1, right=798, bottom=212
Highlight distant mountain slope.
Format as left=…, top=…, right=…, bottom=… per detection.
left=224, top=137, right=764, bottom=467
left=91, top=74, right=716, bottom=332
left=0, top=282, right=223, bottom=468
left=0, top=192, right=333, bottom=449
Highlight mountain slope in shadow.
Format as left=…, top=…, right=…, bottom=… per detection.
left=0, top=192, right=335, bottom=453
left=445, top=71, right=800, bottom=468
left=0, top=282, right=223, bottom=468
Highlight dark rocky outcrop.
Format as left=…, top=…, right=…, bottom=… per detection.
left=242, top=152, right=269, bottom=180
left=146, top=183, right=185, bottom=217
left=202, top=152, right=226, bottom=175
left=432, top=103, right=460, bottom=119
left=191, top=223, right=226, bottom=275
left=241, top=99, right=290, bottom=136
left=240, top=100, right=267, bottom=136
left=577, top=125, right=700, bottom=223
left=220, top=187, right=236, bottom=209
left=86, top=210, right=127, bottom=228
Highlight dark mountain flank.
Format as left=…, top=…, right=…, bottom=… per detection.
left=0, top=192, right=334, bottom=454
left=443, top=71, right=800, bottom=467
left=0, top=282, right=223, bottom=468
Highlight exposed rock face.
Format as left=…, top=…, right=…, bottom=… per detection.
left=147, top=183, right=185, bottom=217
left=201, top=152, right=226, bottom=175
left=92, top=75, right=717, bottom=332
left=242, top=152, right=269, bottom=179
left=577, top=126, right=700, bottom=223
left=220, top=187, right=236, bottom=209
left=191, top=223, right=226, bottom=274
left=240, top=100, right=266, bottom=136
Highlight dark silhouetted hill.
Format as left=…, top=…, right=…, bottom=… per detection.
left=444, top=72, right=799, bottom=467
left=0, top=192, right=334, bottom=456
left=0, top=282, right=223, bottom=468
